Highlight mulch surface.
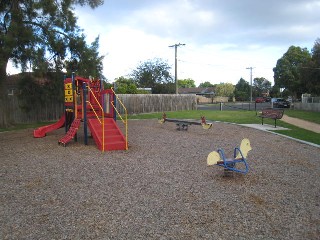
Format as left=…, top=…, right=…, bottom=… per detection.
left=1, top=119, right=319, bottom=239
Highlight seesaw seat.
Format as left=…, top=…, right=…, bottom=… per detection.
left=207, top=138, right=251, bottom=175
left=216, top=147, right=249, bottom=174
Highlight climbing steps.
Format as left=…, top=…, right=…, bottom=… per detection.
left=58, top=119, right=81, bottom=146
left=88, top=118, right=126, bottom=151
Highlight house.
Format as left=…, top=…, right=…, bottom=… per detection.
left=178, top=87, right=215, bottom=97
left=178, top=87, right=218, bottom=104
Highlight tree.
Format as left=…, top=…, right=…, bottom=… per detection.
left=65, top=36, right=104, bottom=79
left=253, top=77, right=272, bottom=97
left=114, top=76, right=138, bottom=94
left=215, top=83, right=235, bottom=98
left=178, top=78, right=196, bottom=88
left=301, top=38, right=320, bottom=95
left=198, top=81, right=214, bottom=88
left=234, top=78, right=250, bottom=101
left=17, top=72, right=64, bottom=115
left=0, top=0, right=104, bottom=127
left=273, top=46, right=312, bottom=98
left=131, top=58, right=174, bottom=94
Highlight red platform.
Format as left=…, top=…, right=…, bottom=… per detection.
left=88, top=118, right=126, bottom=151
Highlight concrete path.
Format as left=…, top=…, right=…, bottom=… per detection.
left=281, top=114, right=320, bottom=133
left=239, top=123, right=289, bottom=131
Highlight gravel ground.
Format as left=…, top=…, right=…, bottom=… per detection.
left=0, top=119, right=319, bottom=239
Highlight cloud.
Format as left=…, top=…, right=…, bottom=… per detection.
left=72, top=0, right=320, bottom=85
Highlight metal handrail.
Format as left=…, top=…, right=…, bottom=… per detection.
left=111, top=87, right=128, bottom=150
left=74, top=90, right=78, bottom=119
left=87, top=85, right=105, bottom=152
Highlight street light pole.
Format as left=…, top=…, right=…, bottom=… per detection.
left=169, top=43, right=186, bottom=94
left=246, top=67, right=254, bottom=102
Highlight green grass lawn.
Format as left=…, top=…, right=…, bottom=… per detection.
left=128, top=110, right=261, bottom=124
left=284, top=109, right=320, bottom=124
left=129, top=110, right=320, bottom=146
left=2, top=109, right=319, bottom=146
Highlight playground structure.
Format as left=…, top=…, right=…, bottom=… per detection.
left=33, top=74, right=128, bottom=152
left=207, top=138, right=252, bottom=175
left=159, top=112, right=212, bottom=130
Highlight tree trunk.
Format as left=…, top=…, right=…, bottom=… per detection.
left=0, top=60, right=13, bottom=128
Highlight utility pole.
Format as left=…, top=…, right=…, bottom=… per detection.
left=169, top=43, right=186, bottom=94
left=246, top=67, right=254, bottom=102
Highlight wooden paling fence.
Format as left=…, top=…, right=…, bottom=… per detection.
left=8, top=95, right=64, bottom=123
left=116, top=94, right=197, bottom=114
left=7, top=94, right=197, bottom=123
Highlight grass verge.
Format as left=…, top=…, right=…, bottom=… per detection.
left=129, top=110, right=320, bottom=146
left=2, top=110, right=319, bottom=146
left=284, top=109, right=320, bottom=124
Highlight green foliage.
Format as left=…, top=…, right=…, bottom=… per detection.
left=131, top=58, right=174, bottom=94
left=102, top=81, right=112, bottom=89
left=65, top=36, right=105, bottom=79
left=273, top=40, right=320, bottom=98
left=198, top=81, right=214, bottom=88
left=0, top=0, right=103, bottom=72
left=0, top=0, right=104, bottom=127
left=215, top=83, right=235, bottom=98
left=72, top=0, right=104, bottom=8
left=178, top=78, right=196, bottom=88
left=114, top=76, right=138, bottom=94
left=17, top=75, right=44, bottom=112
left=270, top=85, right=281, bottom=98
left=301, top=38, right=320, bottom=95
left=273, top=46, right=312, bottom=98
left=234, top=78, right=250, bottom=101
left=17, top=72, right=64, bottom=113
left=253, top=77, right=271, bottom=97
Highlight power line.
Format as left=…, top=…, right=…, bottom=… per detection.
left=169, top=43, right=186, bottom=94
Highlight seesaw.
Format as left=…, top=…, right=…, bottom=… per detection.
left=207, top=138, right=252, bottom=176
left=159, top=112, right=212, bottom=130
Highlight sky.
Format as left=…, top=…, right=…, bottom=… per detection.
left=8, top=0, right=320, bottom=87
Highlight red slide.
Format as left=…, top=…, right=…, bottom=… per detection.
left=33, top=115, right=65, bottom=138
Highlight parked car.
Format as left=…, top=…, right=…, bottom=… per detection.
left=272, top=98, right=291, bottom=108
left=255, top=97, right=265, bottom=103
left=263, top=97, right=271, bottom=102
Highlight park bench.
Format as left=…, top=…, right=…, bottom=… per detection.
left=258, top=108, right=284, bottom=128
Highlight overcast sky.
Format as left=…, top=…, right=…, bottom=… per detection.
left=12, top=0, right=320, bottom=87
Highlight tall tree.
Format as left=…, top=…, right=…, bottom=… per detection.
left=273, top=46, right=311, bottom=98
left=198, top=81, right=214, bottom=88
left=0, top=0, right=103, bottom=127
left=178, top=78, right=196, bottom=88
left=65, top=36, right=104, bottom=79
left=114, top=76, right=138, bottom=94
left=131, top=58, right=174, bottom=94
left=301, top=38, right=320, bottom=95
left=234, top=78, right=250, bottom=101
left=253, top=77, right=272, bottom=97
left=215, top=83, right=235, bottom=98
